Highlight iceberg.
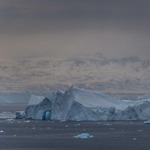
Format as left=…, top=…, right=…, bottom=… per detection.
left=23, top=86, right=150, bottom=121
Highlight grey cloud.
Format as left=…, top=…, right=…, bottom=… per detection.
left=0, top=0, right=150, bottom=34
left=0, top=0, right=150, bottom=60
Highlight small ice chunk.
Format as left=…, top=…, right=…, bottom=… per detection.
left=14, top=135, right=16, bottom=137
left=16, top=111, right=25, bottom=119
left=60, top=120, right=66, bottom=122
left=137, top=130, right=142, bottom=132
left=144, top=120, right=150, bottom=124
left=133, top=138, right=137, bottom=140
left=24, top=120, right=30, bottom=123
left=65, top=125, right=69, bottom=127
left=103, top=123, right=112, bottom=126
left=75, top=123, right=80, bottom=126
left=46, top=127, right=52, bottom=129
left=6, top=119, right=14, bottom=122
left=73, top=133, right=93, bottom=139
left=1, top=116, right=6, bottom=118
left=32, top=127, right=36, bottom=129
left=0, top=130, right=4, bottom=133
left=111, top=128, right=114, bottom=130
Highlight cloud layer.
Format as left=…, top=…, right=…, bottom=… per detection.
left=0, top=0, right=150, bottom=60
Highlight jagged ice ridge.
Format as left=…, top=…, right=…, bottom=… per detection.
left=22, top=86, right=150, bottom=121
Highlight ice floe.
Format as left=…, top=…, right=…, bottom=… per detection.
left=73, top=133, right=93, bottom=139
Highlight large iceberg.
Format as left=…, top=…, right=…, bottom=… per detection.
left=23, top=86, right=150, bottom=121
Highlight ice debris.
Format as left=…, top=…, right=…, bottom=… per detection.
left=103, top=123, right=112, bottom=126
left=73, top=133, right=93, bottom=139
left=6, top=119, right=14, bottom=121
left=137, top=130, right=142, bottom=132
left=24, top=120, right=30, bottom=123
left=16, top=111, right=25, bottom=119
left=75, top=123, right=80, bottom=126
left=144, top=120, right=150, bottom=124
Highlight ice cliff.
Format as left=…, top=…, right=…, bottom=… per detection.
left=24, top=86, right=150, bottom=121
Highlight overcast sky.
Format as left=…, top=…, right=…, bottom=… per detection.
left=0, top=0, right=150, bottom=60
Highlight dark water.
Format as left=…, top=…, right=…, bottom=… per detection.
left=0, top=104, right=27, bottom=119
left=0, top=104, right=27, bottom=113
left=0, top=104, right=150, bottom=150
left=0, top=120, right=150, bottom=150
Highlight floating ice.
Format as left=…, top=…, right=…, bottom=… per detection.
left=24, top=120, right=30, bottom=123
left=144, top=120, right=150, bottom=124
left=24, top=86, right=150, bottom=121
left=16, top=111, right=25, bottom=119
left=60, top=120, right=66, bottom=122
left=133, top=138, right=137, bottom=140
left=0, top=130, right=4, bottom=133
left=73, top=133, right=93, bottom=139
left=46, top=127, right=52, bottom=129
left=75, top=123, right=80, bottom=126
left=103, top=123, right=112, bottom=126
left=6, top=119, right=14, bottom=121
left=137, top=130, right=142, bottom=132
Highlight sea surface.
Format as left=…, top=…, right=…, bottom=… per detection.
left=0, top=104, right=150, bottom=150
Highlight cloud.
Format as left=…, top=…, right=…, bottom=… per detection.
left=0, top=0, right=150, bottom=60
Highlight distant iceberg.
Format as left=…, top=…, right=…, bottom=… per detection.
left=22, top=86, right=150, bottom=121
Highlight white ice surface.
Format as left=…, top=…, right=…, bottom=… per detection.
left=73, top=87, right=128, bottom=110
left=28, top=95, right=45, bottom=105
